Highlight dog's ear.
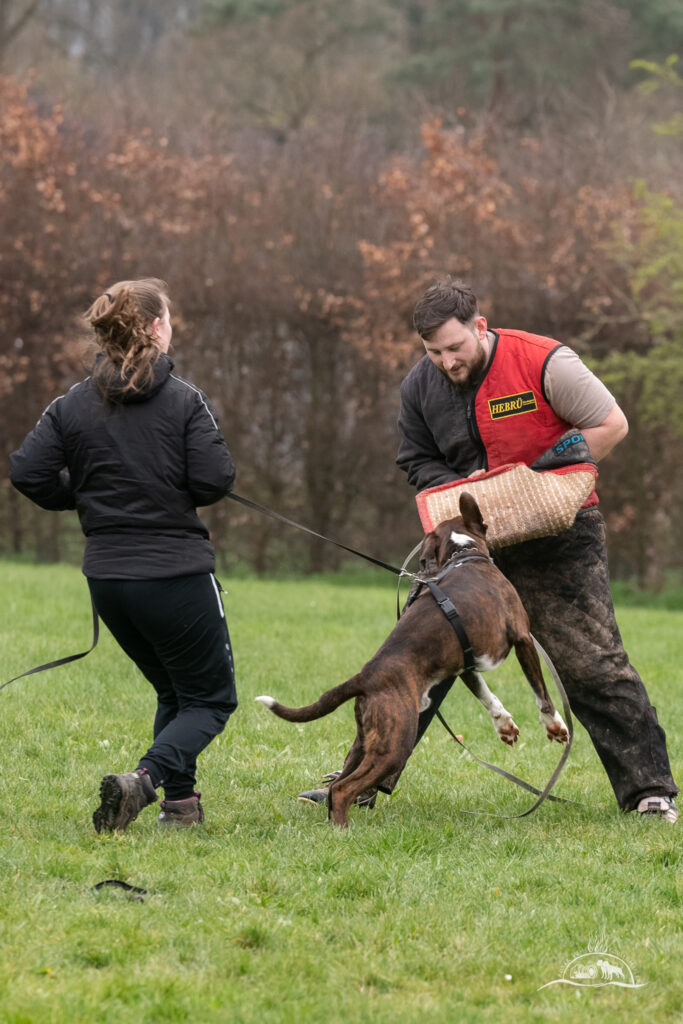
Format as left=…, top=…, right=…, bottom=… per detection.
left=418, top=531, right=439, bottom=573
left=459, top=491, right=487, bottom=537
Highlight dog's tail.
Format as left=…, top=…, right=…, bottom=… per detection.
left=254, top=674, right=362, bottom=723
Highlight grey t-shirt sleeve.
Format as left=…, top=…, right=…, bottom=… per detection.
left=544, top=346, right=615, bottom=428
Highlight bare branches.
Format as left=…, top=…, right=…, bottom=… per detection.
left=0, top=0, right=41, bottom=68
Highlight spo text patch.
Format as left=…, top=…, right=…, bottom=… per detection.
left=488, top=391, right=538, bottom=420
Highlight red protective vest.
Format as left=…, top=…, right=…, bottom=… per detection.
left=476, top=329, right=598, bottom=504
left=475, top=329, right=568, bottom=465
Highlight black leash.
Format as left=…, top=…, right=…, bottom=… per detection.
left=1, top=594, right=99, bottom=692
left=92, top=879, right=147, bottom=901
left=226, top=492, right=407, bottom=577
left=435, top=659, right=575, bottom=818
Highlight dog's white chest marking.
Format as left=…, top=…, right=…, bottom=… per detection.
left=473, top=653, right=504, bottom=672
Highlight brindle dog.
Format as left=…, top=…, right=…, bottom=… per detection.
left=256, top=492, right=568, bottom=827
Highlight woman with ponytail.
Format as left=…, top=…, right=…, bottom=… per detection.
left=10, top=278, right=238, bottom=832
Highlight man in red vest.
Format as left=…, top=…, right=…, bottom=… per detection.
left=300, top=277, right=677, bottom=822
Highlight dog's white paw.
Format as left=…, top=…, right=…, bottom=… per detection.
left=540, top=709, right=569, bottom=743
left=494, top=714, right=519, bottom=746
left=254, top=695, right=275, bottom=708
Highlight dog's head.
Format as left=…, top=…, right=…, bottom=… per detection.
left=418, top=491, right=489, bottom=573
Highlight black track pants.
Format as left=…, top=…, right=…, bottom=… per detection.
left=88, top=574, right=237, bottom=800
left=390, top=510, right=677, bottom=810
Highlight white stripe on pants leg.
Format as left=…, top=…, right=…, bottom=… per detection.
left=210, top=575, right=225, bottom=619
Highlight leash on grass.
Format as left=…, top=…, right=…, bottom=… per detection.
left=0, top=594, right=100, bottom=692
left=92, top=879, right=147, bottom=901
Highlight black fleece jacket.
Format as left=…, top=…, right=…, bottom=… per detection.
left=9, top=355, right=236, bottom=578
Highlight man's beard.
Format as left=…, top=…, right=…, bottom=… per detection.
left=439, top=344, right=488, bottom=391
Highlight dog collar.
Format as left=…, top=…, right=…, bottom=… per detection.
left=434, top=551, right=492, bottom=585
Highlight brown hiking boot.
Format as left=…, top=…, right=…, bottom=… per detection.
left=92, top=769, right=158, bottom=833
left=157, top=792, right=204, bottom=828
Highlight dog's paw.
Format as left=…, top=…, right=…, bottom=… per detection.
left=494, top=714, right=519, bottom=745
left=540, top=709, right=569, bottom=743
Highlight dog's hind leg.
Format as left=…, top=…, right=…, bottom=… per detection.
left=461, top=670, right=519, bottom=745
left=323, top=699, right=367, bottom=803
left=329, top=752, right=407, bottom=828
left=328, top=698, right=418, bottom=827
left=513, top=635, right=569, bottom=743
left=333, top=698, right=367, bottom=783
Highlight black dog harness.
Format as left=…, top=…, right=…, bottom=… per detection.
left=404, top=549, right=492, bottom=673
left=426, top=578, right=477, bottom=672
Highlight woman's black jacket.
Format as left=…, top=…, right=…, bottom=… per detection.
left=9, top=355, right=236, bottom=578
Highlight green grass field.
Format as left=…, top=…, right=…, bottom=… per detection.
left=0, top=562, right=680, bottom=1023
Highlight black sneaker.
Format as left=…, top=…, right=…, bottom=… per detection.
left=93, top=769, right=158, bottom=833
left=298, top=771, right=377, bottom=809
left=636, top=795, right=678, bottom=823
left=298, top=786, right=330, bottom=805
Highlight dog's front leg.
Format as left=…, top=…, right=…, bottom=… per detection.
left=513, top=636, right=569, bottom=743
left=461, top=670, right=519, bottom=745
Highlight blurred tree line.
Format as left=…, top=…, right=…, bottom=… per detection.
left=1, top=0, right=682, bottom=584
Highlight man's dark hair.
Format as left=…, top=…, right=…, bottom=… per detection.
left=412, top=277, right=479, bottom=340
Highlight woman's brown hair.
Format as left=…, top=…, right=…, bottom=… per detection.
left=84, top=278, right=169, bottom=401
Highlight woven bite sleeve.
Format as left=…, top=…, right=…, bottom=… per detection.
left=415, top=462, right=598, bottom=548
